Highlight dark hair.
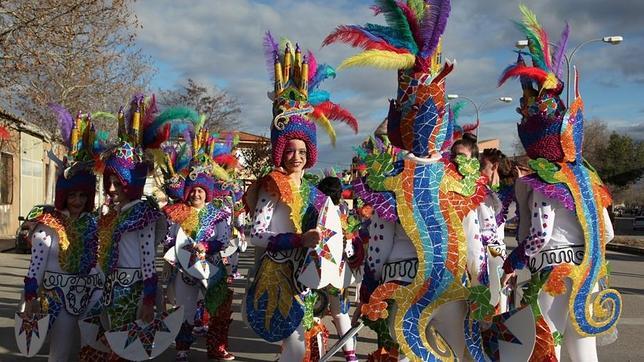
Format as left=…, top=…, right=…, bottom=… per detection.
left=451, top=133, right=479, bottom=159
left=317, top=176, right=343, bottom=205
left=481, top=148, right=517, bottom=186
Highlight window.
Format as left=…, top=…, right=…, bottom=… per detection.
left=0, top=152, right=13, bottom=204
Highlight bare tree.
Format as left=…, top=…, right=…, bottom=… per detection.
left=0, top=0, right=154, bottom=133
left=158, top=79, right=241, bottom=131
left=239, top=139, right=272, bottom=181
left=582, top=119, right=610, bottom=167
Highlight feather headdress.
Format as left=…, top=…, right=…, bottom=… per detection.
left=324, top=1, right=454, bottom=156
left=264, top=31, right=359, bottom=168
left=323, top=0, right=450, bottom=74
left=499, top=6, right=582, bottom=162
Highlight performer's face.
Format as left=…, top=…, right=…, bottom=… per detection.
left=189, top=187, right=207, bottom=209
left=107, top=174, right=128, bottom=205
left=66, top=190, right=88, bottom=216
left=283, top=139, right=307, bottom=174
left=452, top=144, right=472, bottom=159
left=481, top=158, right=498, bottom=182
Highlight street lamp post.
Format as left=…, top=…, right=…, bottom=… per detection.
left=446, top=94, right=513, bottom=139
left=515, top=35, right=623, bottom=106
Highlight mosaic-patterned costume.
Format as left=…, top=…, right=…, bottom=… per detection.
left=24, top=208, right=102, bottom=361
left=164, top=201, right=232, bottom=359
left=98, top=199, right=164, bottom=330
left=498, top=6, right=621, bottom=361
left=326, top=1, right=494, bottom=360
left=20, top=105, right=104, bottom=361
left=244, top=32, right=358, bottom=362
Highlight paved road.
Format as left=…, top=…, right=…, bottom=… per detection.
left=0, top=239, right=642, bottom=361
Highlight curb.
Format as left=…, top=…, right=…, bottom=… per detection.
left=607, top=243, right=644, bottom=256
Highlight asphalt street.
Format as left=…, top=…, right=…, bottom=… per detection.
left=0, top=238, right=642, bottom=361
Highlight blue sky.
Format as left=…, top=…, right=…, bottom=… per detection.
left=133, top=0, right=644, bottom=169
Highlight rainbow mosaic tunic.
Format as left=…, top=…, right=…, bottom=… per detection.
left=360, top=152, right=487, bottom=361
left=24, top=206, right=102, bottom=321
left=245, top=170, right=327, bottom=342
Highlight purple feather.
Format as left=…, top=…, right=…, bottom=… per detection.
left=420, top=0, right=451, bottom=59
left=47, top=103, right=73, bottom=147
left=552, top=22, right=570, bottom=79
left=263, top=31, right=279, bottom=82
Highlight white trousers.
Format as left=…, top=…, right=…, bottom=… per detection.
left=329, top=293, right=356, bottom=352
left=173, top=273, right=200, bottom=323
left=280, top=323, right=306, bottom=362
left=538, top=279, right=598, bottom=362
left=48, top=310, right=79, bottom=362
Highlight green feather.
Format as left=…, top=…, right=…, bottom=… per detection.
left=407, top=0, right=425, bottom=20
left=452, top=101, right=465, bottom=121
left=156, top=107, right=200, bottom=124
left=375, top=0, right=418, bottom=53
left=91, top=111, right=116, bottom=121
left=514, top=21, right=547, bottom=70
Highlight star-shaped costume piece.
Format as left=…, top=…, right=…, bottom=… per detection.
left=315, top=225, right=337, bottom=264
left=182, top=243, right=208, bottom=271
left=482, top=309, right=523, bottom=360
left=123, top=319, right=171, bottom=357
left=18, top=316, right=42, bottom=350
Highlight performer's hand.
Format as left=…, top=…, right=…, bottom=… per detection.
left=140, top=304, right=155, bottom=323
left=302, top=229, right=321, bottom=248
left=501, top=272, right=516, bottom=288
left=24, top=300, right=40, bottom=318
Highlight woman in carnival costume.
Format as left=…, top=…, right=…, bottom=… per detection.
left=499, top=6, right=621, bottom=361
left=93, top=94, right=176, bottom=359
left=163, top=123, right=237, bottom=361
left=19, top=106, right=105, bottom=361
left=325, top=1, right=493, bottom=360
left=244, top=32, right=358, bottom=361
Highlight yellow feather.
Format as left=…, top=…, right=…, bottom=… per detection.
left=337, top=50, right=416, bottom=71
left=313, top=114, right=337, bottom=146
left=211, top=163, right=231, bottom=182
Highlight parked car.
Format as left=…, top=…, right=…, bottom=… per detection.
left=14, top=205, right=50, bottom=253
left=634, top=217, right=644, bottom=231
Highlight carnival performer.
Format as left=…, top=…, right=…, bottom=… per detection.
left=94, top=94, right=176, bottom=358
left=317, top=176, right=359, bottom=362
left=465, top=148, right=511, bottom=314
left=19, top=106, right=104, bottom=361
left=163, top=125, right=236, bottom=361
left=325, top=1, right=492, bottom=360
left=244, top=32, right=358, bottom=361
left=499, top=6, right=621, bottom=361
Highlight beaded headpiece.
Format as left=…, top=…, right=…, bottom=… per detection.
left=264, top=32, right=358, bottom=169
left=183, top=127, right=230, bottom=203
left=324, top=0, right=452, bottom=157
left=498, top=5, right=581, bottom=162
left=158, top=107, right=202, bottom=201
left=99, top=94, right=173, bottom=200
left=48, top=104, right=108, bottom=212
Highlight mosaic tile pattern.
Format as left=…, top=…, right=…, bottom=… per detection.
left=361, top=151, right=487, bottom=361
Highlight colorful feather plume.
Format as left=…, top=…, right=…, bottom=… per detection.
left=312, top=101, right=359, bottom=133
left=324, top=0, right=451, bottom=73
left=143, top=106, right=199, bottom=148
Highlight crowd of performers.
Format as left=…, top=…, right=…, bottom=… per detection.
left=16, top=2, right=622, bottom=362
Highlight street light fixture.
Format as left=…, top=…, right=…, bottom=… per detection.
left=515, top=34, right=623, bottom=105
left=446, top=94, right=513, bottom=138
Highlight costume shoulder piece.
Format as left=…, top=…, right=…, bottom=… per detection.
left=28, top=206, right=98, bottom=274
left=98, top=201, right=163, bottom=274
